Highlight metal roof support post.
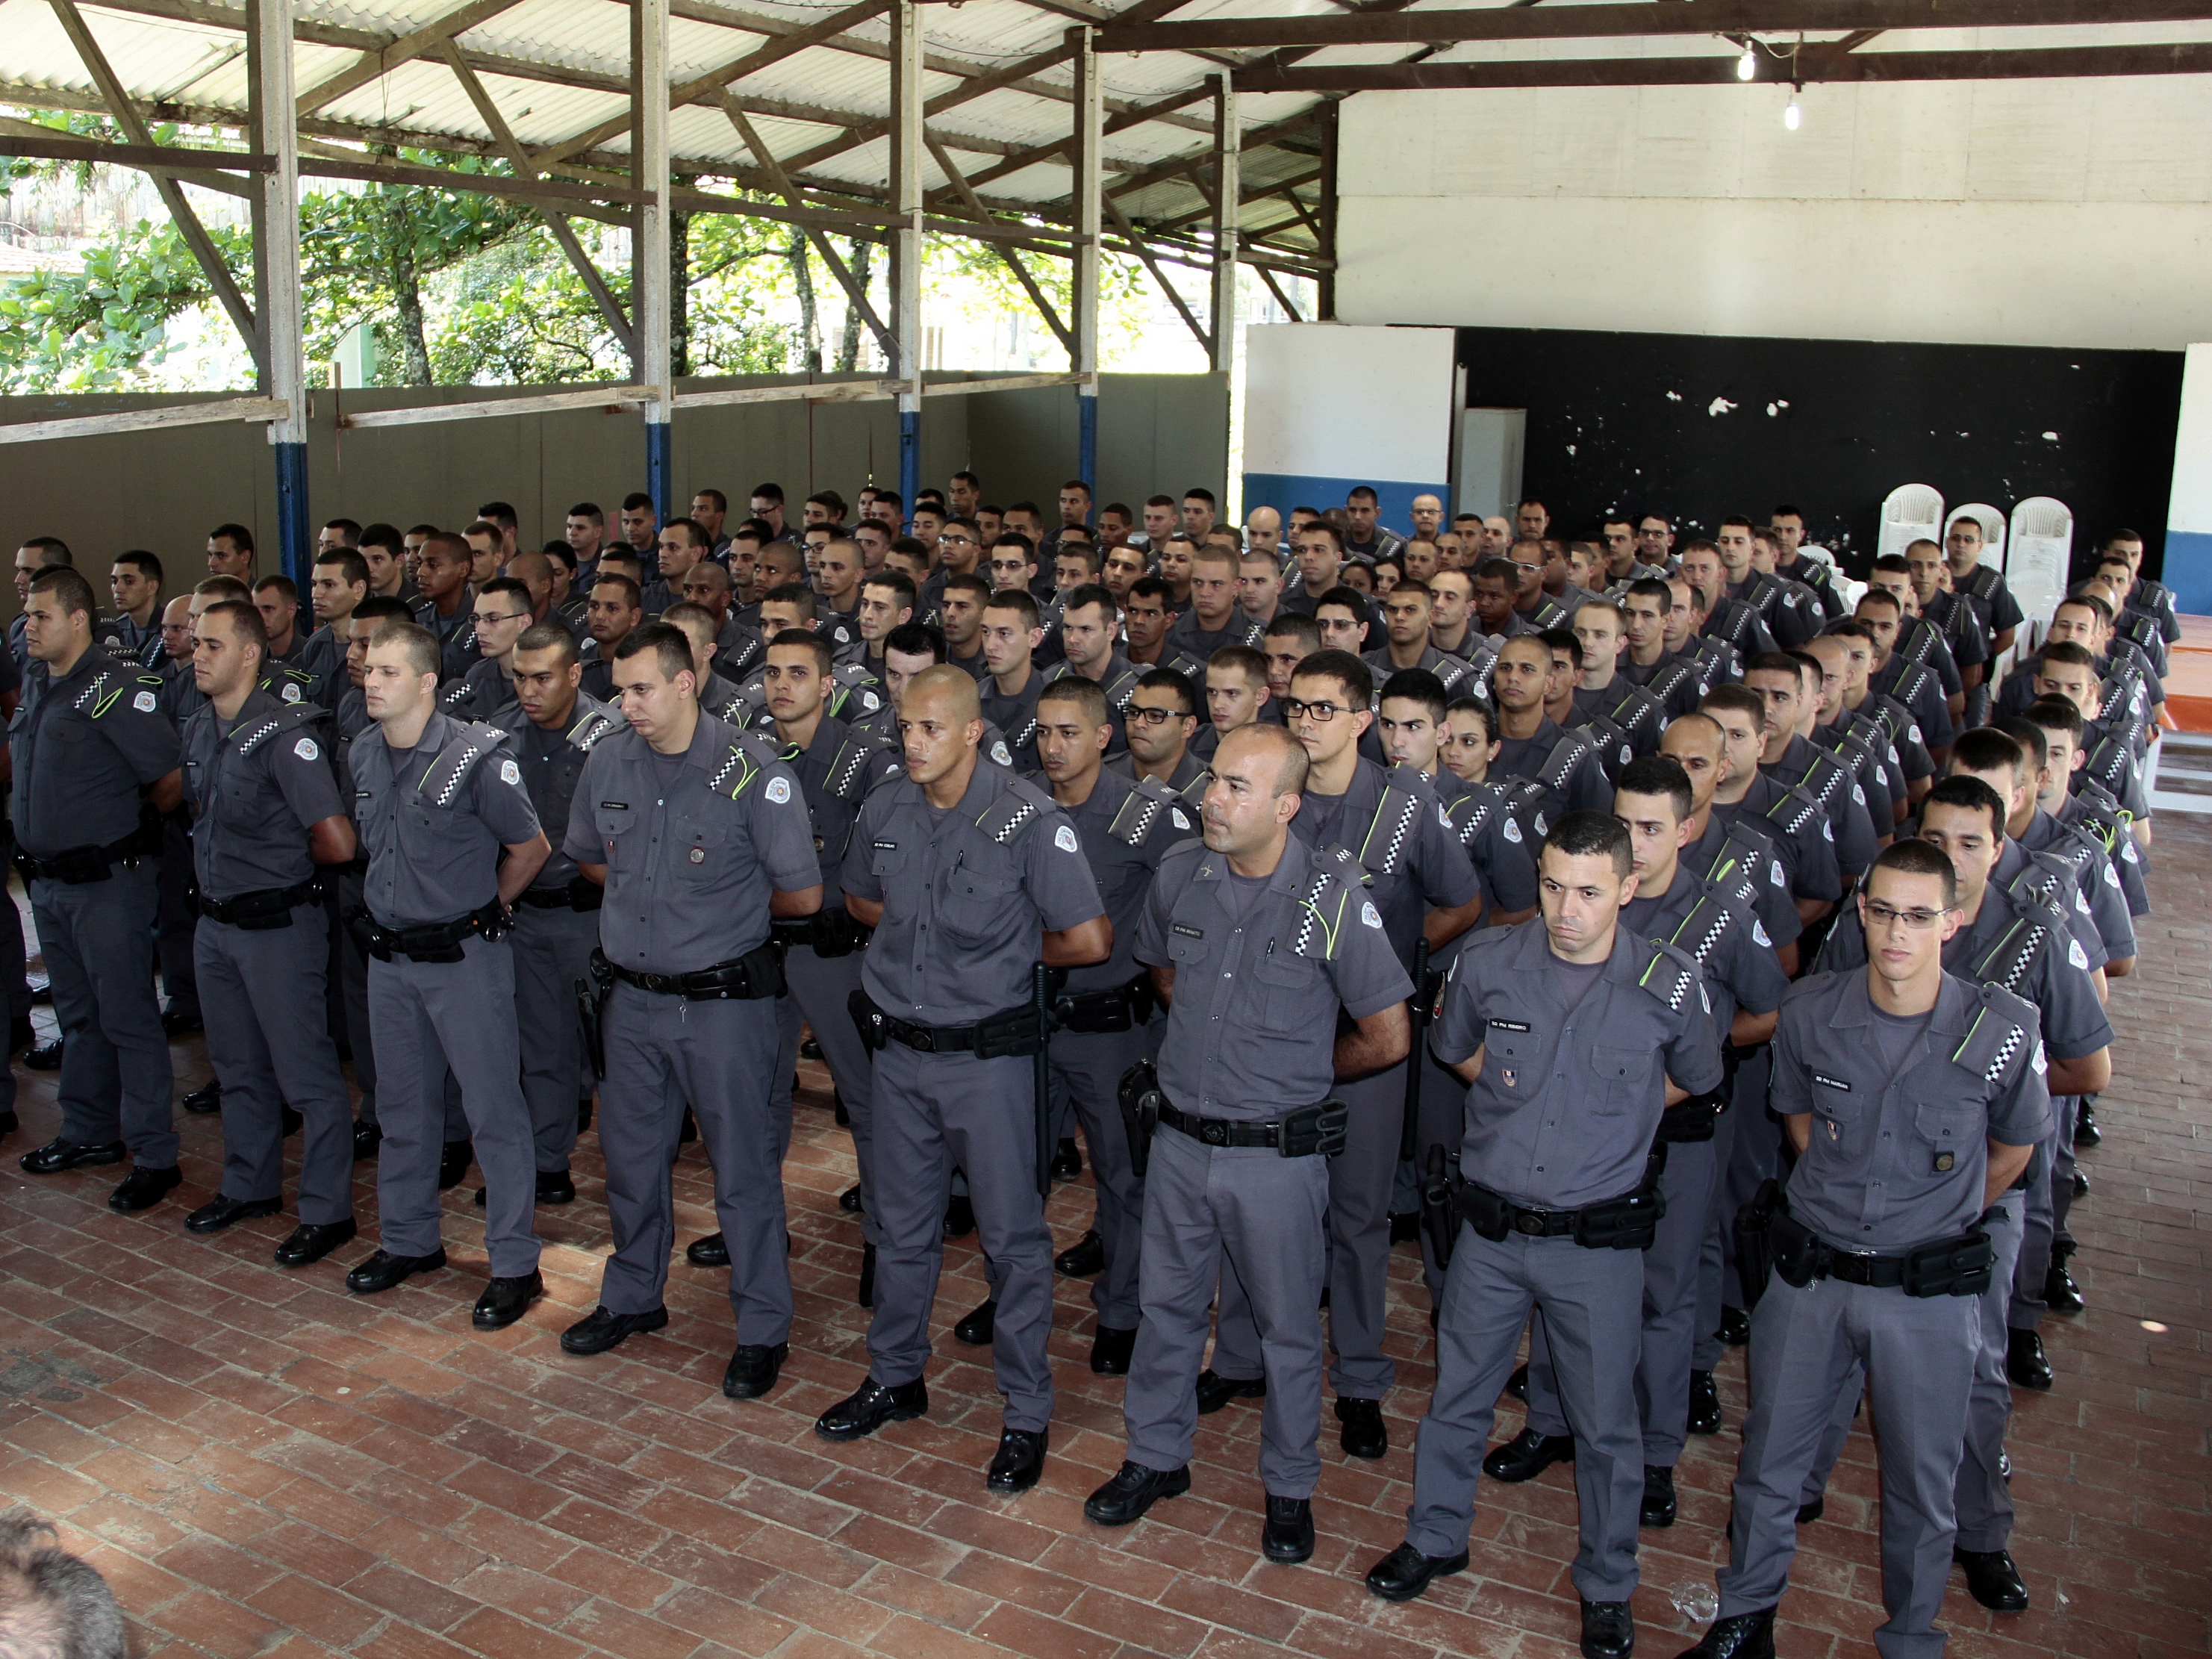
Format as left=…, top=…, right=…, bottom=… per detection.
left=635, top=0, right=674, bottom=519
left=1317, top=100, right=1338, bottom=321
left=248, top=0, right=308, bottom=585
left=890, top=0, right=923, bottom=515
left=1071, top=25, right=1102, bottom=496
left=1209, top=71, right=1237, bottom=376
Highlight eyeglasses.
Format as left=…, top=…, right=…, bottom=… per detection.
left=939, top=534, right=973, bottom=546
left=1283, top=698, right=1349, bottom=721
left=1863, top=901, right=1952, bottom=930
left=1128, top=705, right=1184, bottom=726
left=471, top=610, right=530, bottom=626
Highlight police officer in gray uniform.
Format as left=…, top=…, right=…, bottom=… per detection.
left=1677, top=839, right=2049, bottom=1659
left=1084, top=722, right=1410, bottom=1563
left=1368, top=812, right=1722, bottom=1659
left=13, top=567, right=184, bottom=1209
left=685, top=629, right=903, bottom=1295
left=817, top=664, right=1109, bottom=1493
left=1507, top=757, right=1788, bottom=1531
left=342, top=621, right=552, bottom=1329
left=176, top=600, right=361, bottom=1263
left=1031, top=676, right=1199, bottom=1373
left=559, top=624, right=822, bottom=1397
left=492, top=623, right=626, bottom=1207
left=1206, top=650, right=1479, bottom=1457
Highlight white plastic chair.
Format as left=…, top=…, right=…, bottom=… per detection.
left=1798, top=544, right=1864, bottom=611
left=1878, top=484, right=1945, bottom=564
left=2007, top=497, right=2073, bottom=638
left=1944, top=503, right=2007, bottom=572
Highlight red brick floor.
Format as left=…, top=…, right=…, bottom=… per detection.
left=1, top=822, right=2208, bottom=1659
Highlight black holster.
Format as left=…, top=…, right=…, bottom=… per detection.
left=1277, top=1099, right=1348, bottom=1159
left=1572, top=1161, right=1668, bottom=1250
left=1420, top=1145, right=1461, bottom=1269
left=577, top=952, right=613, bottom=1077
left=1117, top=1060, right=1162, bottom=1179
left=1901, top=1230, right=1996, bottom=1298
left=1766, top=1197, right=1822, bottom=1292
left=1738, top=1178, right=1786, bottom=1307
left=1458, top=1180, right=1513, bottom=1243
left=850, top=988, right=888, bottom=1052
left=1657, top=1083, right=1726, bottom=1144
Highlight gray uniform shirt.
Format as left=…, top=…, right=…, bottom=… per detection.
left=1059, top=768, right=1200, bottom=992
left=1135, top=836, right=1412, bottom=1119
left=841, top=758, right=1104, bottom=1024
left=496, top=694, right=623, bottom=891
left=1619, top=861, right=1789, bottom=1039
left=779, top=715, right=906, bottom=891
left=564, top=715, right=817, bottom=974
left=10, top=647, right=178, bottom=857
left=1774, top=971, right=2050, bottom=1249
left=1433, top=920, right=1725, bottom=1210
left=351, top=711, right=542, bottom=927
left=181, top=688, right=344, bottom=900
left=1289, top=758, right=1480, bottom=973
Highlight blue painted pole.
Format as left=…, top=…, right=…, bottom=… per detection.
left=899, top=406, right=920, bottom=522
left=644, top=419, right=673, bottom=526
left=1077, top=386, right=1098, bottom=497
left=273, top=441, right=311, bottom=590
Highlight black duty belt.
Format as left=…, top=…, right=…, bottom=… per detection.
left=599, top=940, right=782, bottom=1001
left=850, top=991, right=1045, bottom=1058
left=1457, top=1151, right=1668, bottom=1251
left=1157, top=1098, right=1347, bottom=1157
left=349, top=900, right=507, bottom=964
left=1769, top=1204, right=1992, bottom=1298
left=14, top=824, right=158, bottom=885
left=197, top=877, right=323, bottom=930
left=1053, top=974, right=1156, bottom=1034
left=515, top=876, right=604, bottom=912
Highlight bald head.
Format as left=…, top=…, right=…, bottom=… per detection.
left=906, top=663, right=981, bottom=723
left=1217, top=720, right=1309, bottom=797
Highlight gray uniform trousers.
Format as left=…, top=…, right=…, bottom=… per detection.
left=782, top=947, right=876, bottom=1240
left=1796, top=1190, right=2027, bottom=1554
left=1049, top=1021, right=1153, bottom=1329
left=367, top=933, right=539, bottom=1275
left=1408, top=1225, right=1647, bottom=1601
left=1525, top=1136, right=1719, bottom=1466
left=1699, top=1051, right=1778, bottom=1369
left=867, top=1044, right=1053, bottom=1432
left=35, top=866, right=176, bottom=1166
left=1718, top=1273, right=1978, bottom=1659
left=2009, top=1113, right=2071, bottom=1333
left=340, top=874, right=466, bottom=1140
left=508, top=903, right=597, bottom=1173
left=597, top=982, right=789, bottom=1339
left=1124, top=1124, right=1329, bottom=1495
left=156, top=812, right=199, bottom=1017
left=1215, top=1065, right=1400, bottom=1399
left=0, top=823, right=30, bottom=1024
left=196, top=912, right=354, bottom=1224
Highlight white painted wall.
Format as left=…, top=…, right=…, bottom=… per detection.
left=1336, top=70, right=2212, bottom=351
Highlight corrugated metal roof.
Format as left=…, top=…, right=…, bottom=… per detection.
left=0, top=0, right=1337, bottom=261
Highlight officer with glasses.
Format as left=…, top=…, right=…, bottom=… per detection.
left=438, top=578, right=538, bottom=720
left=1677, top=838, right=2049, bottom=1659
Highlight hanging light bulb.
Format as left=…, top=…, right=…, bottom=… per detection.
left=1736, top=43, right=1757, bottom=80
left=1784, top=94, right=1801, bottom=129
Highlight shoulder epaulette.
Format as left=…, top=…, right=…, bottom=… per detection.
left=1359, top=765, right=1433, bottom=876
left=1292, top=844, right=1365, bottom=960
left=1108, top=774, right=1188, bottom=847
left=1666, top=892, right=1742, bottom=966
left=1535, top=727, right=1595, bottom=796
left=419, top=720, right=511, bottom=806
left=233, top=699, right=328, bottom=755
left=567, top=707, right=623, bottom=753
left=1635, top=938, right=1699, bottom=1013
left=706, top=727, right=781, bottom=798
left=1951, top=985, right=2037, bottom=1083
left=823, top=729, right=897, bottom=802
left=1763, top=781, right=1823, bottom=838
left=976, top=774, right=1053, bottom=844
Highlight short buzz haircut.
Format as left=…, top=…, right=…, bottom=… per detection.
left=591, top=573, right=643, bottom=611
left=613, top=620, right=694, bottom=682
left=943, top=572, right=992, bottom=606
left=1189, top=541, right=1239, bottom=573
left=1209, top=644, right=1268, bottom=684
left=1378, top=667, right=1448, bottom=723
left=1217, top=720, right=1309, bottom=797
left=1950, top=726, right=2027, bottom=780
left=1038, top=674, right=1109, bottom=729
left=370, top=620, right=443, bottom=680
left=1347, top=485, right=1379, bottom=505
left=1543, top=809, right=1633, bottom=877
left=751, top=482, right=786, bottom=505
left=2038, top=640, right=2096, bottom=671
left=1571, top=595, right=1623, bottom=628
left=199, top=597, right=268, bottom=655
left=1298, top=518, right=1345, bottom=551
left=863, top=569, right=917, bottom=608
left=1263, top=611, right=1322, bottom=652
left=1060, top=478, right=1093, bottom=499
left=693, top=488, right=729, bottom=514
left=1539, top=627, right=1583, bottom=670
left=1062, top=582, right=1118, bottom=623
left=113, top=549, right=163, bottom=584
left=1925, top=774, right=2008, bottom=840
left=1183, top=487, right=1217, bottom=508
left=1290, top=647, right=1372, bottom=709
left=1701, top=683, right=1766, bottom=724
left=1135, top=666, right=1199, bottom=716
left=883, top=621, right=945, bottom=662
left=1315, top=585, right=1368, bottom=619
left=352, top=595, right=414, bottom=629
left=1745, top=650, right=1802, bottom=679
left=322, top=517, right=363, bottom=544
left=28, top=565, right=96, bottom=622
left=1869, top=837, right=1960, bottom=911
left=985, top=588, right=1041, bottom=632
left=1625, top=576, right=1672, bottom=608
left=767, top=628, right=835, bottom=679
left=2057, top=590, right=2113, bottom=626
left=761, top=582, right=818, bottom=620
left=567, top=502, right=605, bottom=524
left=1056, top=542, right=1103, bottom=576
left=314, top=548, right=370, bottom=589
left=661, top=600, right=717, bottom=639
left=1615, top=753, right=1693, bottom=823
left=419, top=529, right=470, bottom=567
left=1855, top=587, right=1904, bottom=616
left=513, top=620, right=581, bottom=666
left=2024, top=695, right=2085, bottom=744
left=194, top=575, right=252, bottom=604
left=621, top=491, right=655, bottom=514
left=209, top=522, right=254, bottom=554
left=463, top=519, right=502, bottom=547
left=1993, top=715, right=2050, bottom=768
left=662, top=516, right=707, bottom=550
left=1474, top=556, right=1520, bottom=587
